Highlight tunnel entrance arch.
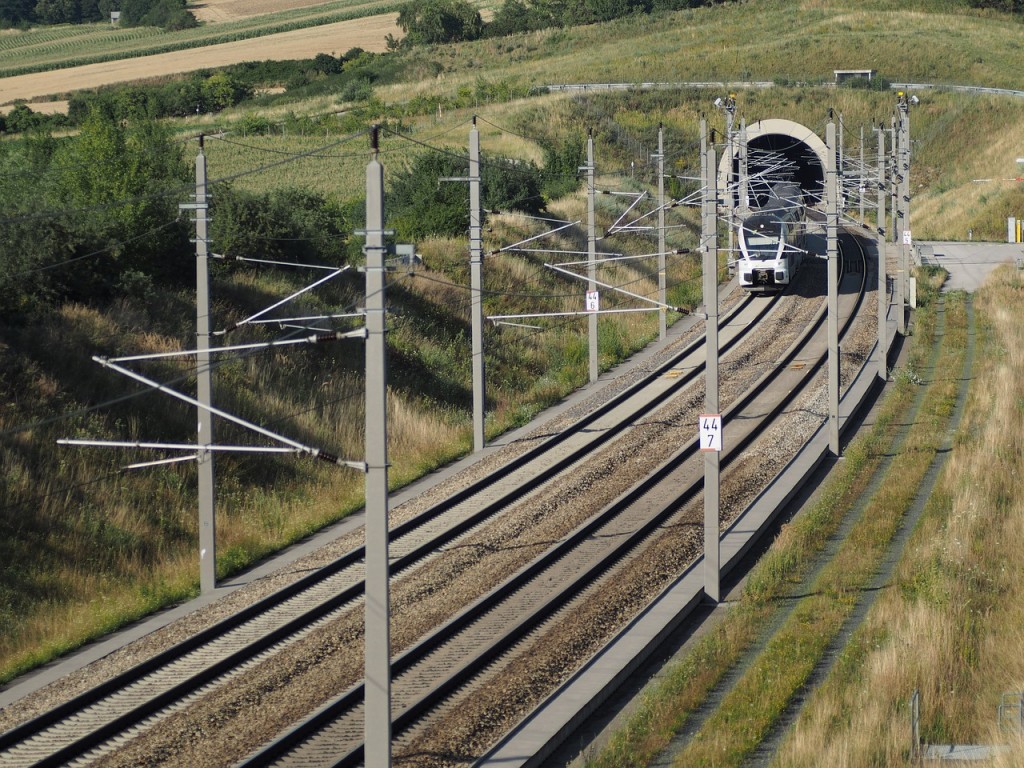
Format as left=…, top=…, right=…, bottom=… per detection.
left=718, top=118, right=828, bottom=209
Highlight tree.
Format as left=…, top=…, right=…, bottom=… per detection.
left=313, top=52, right=343, bottom=75
left=0, top=0, right=36, bottom=25
left=202, top=72, right=251, bottom=112
left=46, top=109, right=190, bottom=285
left=386, top=150, right=548, bottom=241
left=35, top=0, right=80, bottom=23
left=967, top=0, right=1023, bottom=9
left=395, top=0, right=484, bottom=46
left=119, top=0, right=195, bottom=29
left=4, top=104, right=42, bottom=133
left=485, top=0, right=537, bottom=36
left=584, top=0, right=650, bottom=21
left=541, top=135, right=585, bottom=200
left=210, top=186, right=349, bottom=266
left=482, top=157, right=546, bottom=216
left=387, top=152, right=469, bottom=239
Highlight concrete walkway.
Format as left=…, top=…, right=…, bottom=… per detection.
left=918, top=241, right=1022, bottom=292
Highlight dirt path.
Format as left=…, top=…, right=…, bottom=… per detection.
left=0, top=13, right=399, bottom=105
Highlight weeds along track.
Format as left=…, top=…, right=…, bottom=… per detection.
left=651, top=280, right=970, bottom=768
left=744, top=292, right=976, bottom=768
left=0, top=237, right=869, bottom=767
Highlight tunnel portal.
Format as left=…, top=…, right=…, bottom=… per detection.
left=718, top=118, right=828, bottom=209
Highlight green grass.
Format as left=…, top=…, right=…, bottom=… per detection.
left=776, top=267, right=1024, bottom=766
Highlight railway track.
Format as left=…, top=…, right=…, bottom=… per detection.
left=0, top=293, right=771, bottom=767
left=240, top=236, right=870, bottom=767
left=0, top=235, right=871, bottom=768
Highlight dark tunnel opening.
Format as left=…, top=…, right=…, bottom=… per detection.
left=729, top=133, right=826, bottom=208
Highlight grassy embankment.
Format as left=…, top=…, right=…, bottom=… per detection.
left=777, top=266, right=1024, bottom=766
left=583, top=266, right=970, bottom=767
left=4, top=0, right=1024, bottom=686
left=0, top=93, right=701, bottom=684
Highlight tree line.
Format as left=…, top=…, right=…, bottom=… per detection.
left=390, top=0, right=732, bottom=47
left=0, top=51, right=373, bottom=135
left=0, top=0, right=195, bottom=29
left=0, top=105, right=581, bottom=322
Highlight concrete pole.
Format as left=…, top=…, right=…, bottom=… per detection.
left=725, top=97, right=735, bottom=274
left=700, top=115, right=707, bottom=229
left=657, top=124, right=667, bottom=340
left=838, top=112, right=845, bottom=201
left=877, top=125, right=888, bottom=383
left=469, top=118, right=486, bottom=452
left=364, top=126, right=392, bottom=768
left=703, top=142, right=720, bottom=604
left=892, top=113, right=905, bottom=335
left=739, top=119, right=748, bottom=213
left=889, top=116, right=898, bottom=243
left=899, top=97, right=911, bottom=314
left=194, top=138, right=217, bottom=595
left=860, top=125, right=866, bottom=224
left=587, top=129, right=598, bottom=384
left=826, top=118, right=840, bottom=457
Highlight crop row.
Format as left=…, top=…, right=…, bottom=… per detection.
left=0, top=27, right=160, bottom=56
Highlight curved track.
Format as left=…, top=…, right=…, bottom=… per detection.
left=0, top=294, right=773, bottom=767
left=0, top=237, right=871, bottom=768
left=242, top=240, right=871, bottom=766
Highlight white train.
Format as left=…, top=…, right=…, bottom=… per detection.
left=736, top=182, right=806, bottom=292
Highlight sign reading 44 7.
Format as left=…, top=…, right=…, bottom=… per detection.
left=699, top=414, right=722, bottom=452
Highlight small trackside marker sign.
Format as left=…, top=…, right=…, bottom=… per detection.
left=700, top=414, right=722, bottom=452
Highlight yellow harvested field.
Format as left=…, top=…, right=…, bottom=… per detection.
left=0, top=13, right=400, bottom=105
left=0, top=100, right=67, bottom=114
left=191, top=0, right=342, bottom=24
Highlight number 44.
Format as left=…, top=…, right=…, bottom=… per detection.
left=699, top=414, right=722, bottom=452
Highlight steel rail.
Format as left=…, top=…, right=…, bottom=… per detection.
left=0, top=295, right=771, bottom=767
left=240, top=239, right=870, bottom=767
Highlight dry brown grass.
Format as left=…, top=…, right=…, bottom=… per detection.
left=775, top=269, right=1024, bottom=766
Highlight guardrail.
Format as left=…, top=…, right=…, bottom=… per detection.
left=541, top=81, right=1024, bottom=100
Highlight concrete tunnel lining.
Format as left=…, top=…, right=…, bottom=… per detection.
left=718, top=118, right=828, bottom=209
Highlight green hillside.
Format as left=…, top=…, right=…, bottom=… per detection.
left=2, top=0, right=1023, bottom=710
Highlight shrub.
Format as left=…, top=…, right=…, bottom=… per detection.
left=386, top=150, right=548, bottom=240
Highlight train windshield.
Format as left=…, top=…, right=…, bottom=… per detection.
left=742, top=217, right=783, bottom=260
left=745, top=235, right=779, bottom=260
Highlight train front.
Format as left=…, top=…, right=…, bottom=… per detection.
left=737, top=213, right=792, bottom=291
